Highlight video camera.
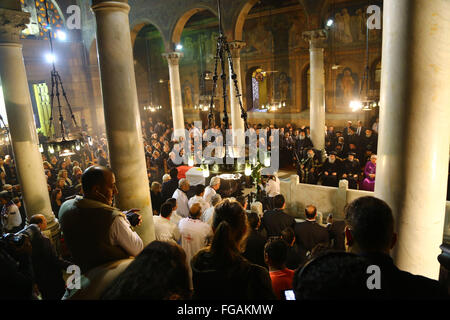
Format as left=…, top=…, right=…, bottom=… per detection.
left=1, top=224, right=41, bottom=248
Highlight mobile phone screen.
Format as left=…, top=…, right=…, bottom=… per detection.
left=284, top=290, right=296, bottom=300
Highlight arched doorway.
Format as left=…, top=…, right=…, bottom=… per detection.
left=133, top=24, right=170, bottom=124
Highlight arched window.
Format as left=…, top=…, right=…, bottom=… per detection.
left=246, top=67, right=269, bottom=111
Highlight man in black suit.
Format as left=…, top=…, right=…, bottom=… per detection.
left=261, top=194, right=296, bottom=238
left=294, top=205, right=330, bottom=265
left=355, top=120, right=366, bottom=137
left=161, top=168, right=179, bottom=203
left=326, top=214, right=346, bottom=251
left=359, top=129, right=378, bottom=161
left=345, top=196, right=448, bottom=299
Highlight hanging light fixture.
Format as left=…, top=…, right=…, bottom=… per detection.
left=40, top=0, right=83, bottom=157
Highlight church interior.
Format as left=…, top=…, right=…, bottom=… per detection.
left=0, top=0, right=449, bottom=302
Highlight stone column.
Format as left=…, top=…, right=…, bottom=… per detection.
left=163, top=52, right=185, bottom=139
left=375, top=0, right=450, bottom=280
left=0, top=5, right=59, bottom=238
left=228, top=41, right=246, bottom=156
left=92, top=0, right=154, bottom=244
left=303, top=29, right=327, bottom=151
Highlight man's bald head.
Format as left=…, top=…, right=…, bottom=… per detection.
left=82, top=166, right=118, bottom=206
left=305, top=205, right=317, bottom=220
left=189, top=203, right=202, bottom=219
left=82, top=166, right=112, bottom=194
left=30, top=214, right=47, bottom=231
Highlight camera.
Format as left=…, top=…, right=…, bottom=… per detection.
left=2, top=224, right=41, bottom=247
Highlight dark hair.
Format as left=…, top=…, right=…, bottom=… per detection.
left=169, top=168, right=178, bottom=180
left=273, top=194, right=285, bottom=209
left=264, top=239, right=288, bottom=268
left=246, top=211, right=260, bottom=230
left=101, top=241, right=190, bottom=300
left=51, top=188, right=62, bottom=203
left=281, top=227, right=295, bottom=245
left=165, top=198, right=177, bottom=209
left=81, top=166, right=111, bottom=194
left=344, top=196, right=394, bottom=252
left=210, top=199, right=248, bottom=264
left=235, top=196, right=246, bottom=208
left=160, top=203, right=173, bottom=218
left=305, top=205, right=317, bottom=219
left=293, top=252, right=372, bottom=300
left=194, top=184, right=205, bottom=196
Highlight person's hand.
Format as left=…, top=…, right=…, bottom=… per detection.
left=327, top=215, right=333, bottom=225
left=353, top=174, right=358, bottom=179
left=124, top=209, right=142, bottom=227
left=332, top=172, right=337, bottom=176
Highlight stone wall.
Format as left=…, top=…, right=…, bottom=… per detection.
left=280, top=174, right=450, bottom=244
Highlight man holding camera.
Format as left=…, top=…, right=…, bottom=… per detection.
left=59, top=166, right=143, bottom=273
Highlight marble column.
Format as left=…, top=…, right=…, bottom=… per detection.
left=228, top=41, right=246, bottom=156
left=375, top=0, right=450, bottom=279
left=303, top=29, right=327, bottom=151
left=92, top=0, right=154, bottom=244
left=163, top=52, right=185, bottom=139
left=0, top=6, right=58, bottom=238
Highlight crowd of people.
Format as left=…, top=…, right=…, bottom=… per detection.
left=278, top=119, right=379, bottom=190
left=0, top=115, right=448, bottom=301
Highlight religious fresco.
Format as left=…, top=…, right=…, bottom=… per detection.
left=275, top=72, right=291, bottom=104
left=336, top=67, right=359, bottom=106
left=241, top=18, right=274, bottom=56
left=328, top=1, right=383, bottom=46
left=182, top=81, right=194, bottom=109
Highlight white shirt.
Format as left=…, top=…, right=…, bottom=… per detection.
left=109, top=215, right=144, bottom=257
left=201, top=206, right=215, bottom=226
left=203, top=186, right=216, bottom=205
left=1, top=203, right=21, bottom=232
left=169, top=210, right=183, bottom=226
left=178, top=217, right=213, bottom=288
left=172, top=189, right=189, bottom=218
left=188, top=195, right=210, bottom=214
left=265, top=177, right=280, bottom=197
left=153, top=215, right=181, bottom=244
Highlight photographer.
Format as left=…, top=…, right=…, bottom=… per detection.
left=59, top=166, right=143, bottom=273
left=29, top=215, right=72, bottom=300
left=0, top=224, right=37, bottom=300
